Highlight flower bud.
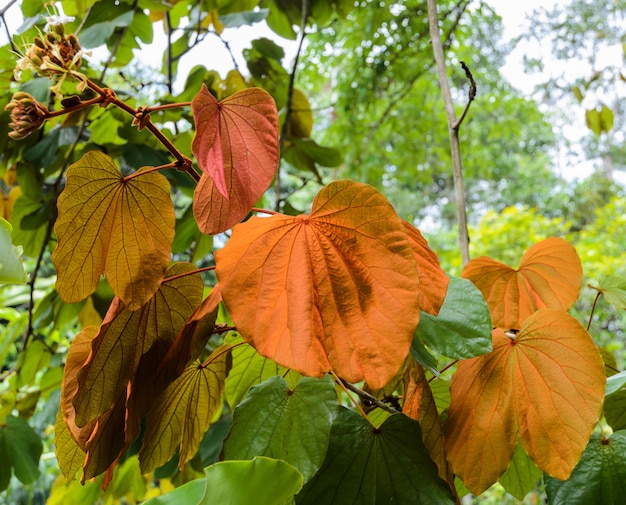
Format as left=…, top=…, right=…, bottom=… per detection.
left=5, top=92, right=49, bottom=140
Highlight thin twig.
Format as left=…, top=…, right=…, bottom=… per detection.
left=587, top=290, right=602, bottom=331
left=426, top=0, right=470, bottom=266
left=334, top=375, right=400, bottom=414
left=275, top=0, right=310, bottom=211
left=452, top=61, right=476, bottom=130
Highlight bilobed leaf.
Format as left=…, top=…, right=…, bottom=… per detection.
left=158, top=286, right=222, bottom=382
left=498, top=441, right=542, bottom=500
left=224, top=333, right=287, bottom=408
left=596, top=275, right=626, bottom=309
left=215, top=180, right=420, bottom=389
left=296, top=407, right=455, bottom=504
left=545, top=431, right=626, bottom=505
left=416, top=276, right=492, bottom=359
left=139, top=345, right=230, bottom=473
left=402, top=221, right=448, bottom=316
left=73, top=264, right=203, bottom=427
left=462, top=238, right=582, bottom=329
left=0, top=218, right=27, bottom=284
left=200, top=457, right=303, bottom=505
left=445, top=310, right=605, bottom=494
left=222, top=375, right=338, bottom=482
left=192, top=85, right=278, bottom=227
left=53, top=151, right=175, bottom=310
left=403, top=362, right=455, bottom=491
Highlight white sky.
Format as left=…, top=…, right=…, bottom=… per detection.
left=1, top=0, right=622, bottom=182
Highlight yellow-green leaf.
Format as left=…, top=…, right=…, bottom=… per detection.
left=139, top=345, right=230, bottom=473
left=73, top=263, right=203, bottom=427
left=53, top=151, right=175, bottom=310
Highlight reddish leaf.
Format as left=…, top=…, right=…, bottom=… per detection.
left=403, top=221, right=449, bottom=316
left=158, top=285, right=222, bottom=382
left=215, top=180, right=420, bottom=389
left=461, top=237, right=582, bottom=329
left=53, top=151, right=175, bottom=310
left=445, top=309, right=605, bottom=494
left=192, top=85, right=278, bottom=234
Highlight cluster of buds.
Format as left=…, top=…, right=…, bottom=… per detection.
left=5, top=92, right=49, bottom=140
left=14, top=19, right=88, bottom=97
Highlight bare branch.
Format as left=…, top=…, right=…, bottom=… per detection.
left=426, top=0, right=471, bottom=266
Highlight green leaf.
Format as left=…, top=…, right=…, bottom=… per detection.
left=200, top=457, right=303, bottom=505
left=224, top=334, right=286, bottom=408
left=0, top=218, right=27, bottom=284
left=410, top=338, right=439, bottom=377
left=142, top=479, right=205, bottom=505
left=604, top=389, right=626, bottom=431
left=223, top=375, right=338, bottom=482
left=498, top=440, right=542, bottom=500
left=221, top=9, right=269, bottom=28
left=3, top=415, right=43, bottom=485
left=0, top=427, right=11, bottom=491
left=585, top=108, right=602, bottom=135
left=11, top=195, right=49, bottom=258
left=416, top=276, right=492, bottom=359
left=597, top=276, right=626, bottom=309
left=80, top=10, right=135, bottom=49
left=296, top=408, right=456, bottom=504
left=572, top=86, right=584, bottom=103
left=545, top=431, right=626, bottom=504
left=606, top=370, right=626, bottom=396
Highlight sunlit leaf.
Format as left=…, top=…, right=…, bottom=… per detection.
left=287, top=88, right=313, bottom=138
left=53, top=151, right=175, bottom=310
left=142, top=479, right=205, bottom=505
left=222, top=375, right=338, bottom=482
left=402, top=221, right=448, bottom=316
left=498, top=441, right=542, bottom=500
left=462, top=238, right=582, bottom=329
left=445, top=310, right=605, bottom=494
left=192, top=85, right=278, bottom=231
left=605, top=370, right=626, bottom=396
left=545, top=431, right=626, bottom=505
left=595, top=275, right=626, bottom=310
left=215, top=180, right=420, bottom=389
left=73, top=263, right=203, bottom=426
left=416, top=276, right=492, bottom=359
left=54, top=408, right=84, bottom=481
left=200, top=457, right=303, bottom=505
left=139, top=345, right=230, bottom=473
left=296, top=407, right=456, bottom=504
left=0, top=217, right=27, bottom=284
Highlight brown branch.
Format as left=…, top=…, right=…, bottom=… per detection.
left=426, top=0, right=470, bottom=266
left=452, top=60, right=476, bottom=130
left=334, top=375, right=400, bottom=414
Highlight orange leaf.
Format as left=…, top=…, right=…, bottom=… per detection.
left=215, top=180, right=420, bottom=389
left=403, top=362, right=455, bottom=491
left=192, top=85, right=278, bottom=233
left=73, top=263, right=203, bottom=427
left=53, top=151, right=175, bottom=310
left=445, top=309, right=605, bottom=494
left=461, top=237, right=582, bottom=329
left=403, top=221, right=448, bottom=315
